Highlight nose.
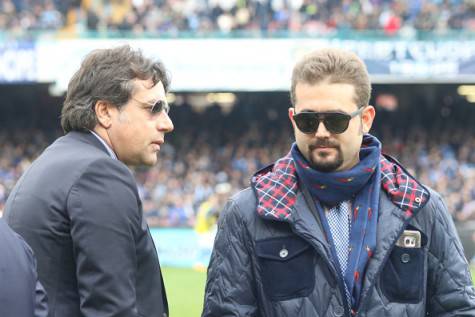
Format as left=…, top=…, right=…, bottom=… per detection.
left=314, top=119, right=330, bottom=138
left=157, top=111, right=174, bottom=133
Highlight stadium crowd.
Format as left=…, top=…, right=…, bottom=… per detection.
left=0, top=101, right=475, bottom=230
left=1, top=0, right=475, bottom=35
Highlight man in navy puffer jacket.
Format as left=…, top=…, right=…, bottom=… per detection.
left=202, top=48, right=475, bottom=317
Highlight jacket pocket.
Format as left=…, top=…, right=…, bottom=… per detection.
left=381, top=245, right=425, bottom=303
left=255, top=236, right=315, bottom=301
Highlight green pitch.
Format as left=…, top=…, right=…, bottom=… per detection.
left=163, top=266, right=475, bottom=317
left=162, top=267, right=207, bottom=317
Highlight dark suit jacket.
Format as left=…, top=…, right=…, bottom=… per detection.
left=0, top=218, right=48, bottom=317
left=4, top=131, right=168, bottom=317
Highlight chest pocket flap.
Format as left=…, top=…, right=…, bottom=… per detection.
left=256, top=236, right=310, bottom=261
left=255, top=236, right=315, bottom=301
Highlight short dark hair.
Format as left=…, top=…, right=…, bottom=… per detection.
left=61, top=45, right=170, bottom=133
left=290, top=48, right=371, bottom=108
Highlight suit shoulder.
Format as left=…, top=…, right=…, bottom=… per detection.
left=49, top=133, right=111, bottom=162
left=44, top=134, right=134, bottom=186
left=72, top=157, right=137, bottom=198
left=66, top=158, right=141, bottom=226
left=81, top=156, right=133, bottom=176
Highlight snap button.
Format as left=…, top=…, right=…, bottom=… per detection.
left=401, top=253, right=411, bottom=263
left=415, top=197, right=422, bottom=203
left=334, top=306, right=344, bottom=316
left=279, top=248, right=288, bottom=258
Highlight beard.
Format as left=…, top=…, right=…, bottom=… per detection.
left=307, top=139, right=344, bottom=172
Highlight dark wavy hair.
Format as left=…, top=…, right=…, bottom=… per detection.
left=61, top=45, right=170, bottom=133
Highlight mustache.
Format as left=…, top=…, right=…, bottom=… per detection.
left=308, top=139, right=340, bottom=150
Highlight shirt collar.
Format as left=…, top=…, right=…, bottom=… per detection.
left=89, top=130, right=118, bottom=160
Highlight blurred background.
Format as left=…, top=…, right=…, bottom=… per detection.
left=1, top=0, right=475, bottom=315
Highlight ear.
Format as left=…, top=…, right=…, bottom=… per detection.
left=361, top=105, right=376, bottom=133
left=288, top=107, right=296, bottom=129
left=94, top=100, right=114, bottom=129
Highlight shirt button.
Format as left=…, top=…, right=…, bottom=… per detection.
left=401, top=253, right=411, bottom=263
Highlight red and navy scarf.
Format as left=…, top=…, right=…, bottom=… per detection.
left=252, top=134, right=429, bottom=312
left=292, top=134, right=380, bottom=311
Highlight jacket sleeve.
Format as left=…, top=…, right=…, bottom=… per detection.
left=202, top=198, right=259, bottom=317
left=67, top=158, right=141, bottom=317
left=17, top=233, right=48, bottom=317
left=426, top=192, right=475, bottom=316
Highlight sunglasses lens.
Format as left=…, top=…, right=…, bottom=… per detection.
left=294, top=113, right=318, bottom=134
left=293, top=112, right=351, bottom=134
left=324, top=114, right=350, bottom=134
left=151, top=100, right=170, bottom=115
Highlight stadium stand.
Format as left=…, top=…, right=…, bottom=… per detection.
left=1, top=0, right=475, bottom=34
left=1, top=96, right=475, bottom=232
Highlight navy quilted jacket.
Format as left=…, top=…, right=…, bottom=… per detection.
left=203, top=160, right=475, bottom=317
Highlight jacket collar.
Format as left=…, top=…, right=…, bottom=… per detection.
left=251, top=153, right=430, bottom=223
left=88, top=130, right=117, bottom=159
left=251, top=155, right=297, bottom=221
left=67, top=130, right=112, bottom=156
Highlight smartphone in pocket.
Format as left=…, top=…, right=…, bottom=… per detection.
left=395, top=230, right=421, bottom=248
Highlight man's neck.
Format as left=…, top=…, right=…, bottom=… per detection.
left=90, top=128, right=117, bottom=159
left=91, top=127, right=112, bottom=148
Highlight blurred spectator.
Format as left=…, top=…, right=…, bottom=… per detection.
left=1, top=103, right=475, bottom=232
left=193, top=182, right=231, bottom=269
left=195, top=182, right=231, bottom=234
left=1, top=0, right=475, bottom=35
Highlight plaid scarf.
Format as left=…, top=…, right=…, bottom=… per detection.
left=252, top=134, right=429, bottom=312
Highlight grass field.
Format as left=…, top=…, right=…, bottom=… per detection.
left=163, top=267, right=207, bottom=317
left=163, top=266, right=475, bottom=317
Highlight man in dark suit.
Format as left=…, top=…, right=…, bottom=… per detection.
left=4, top=45, right=174, bottom=317
left=0, top=218, right=48, bottom=317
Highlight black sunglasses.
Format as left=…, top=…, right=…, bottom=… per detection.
left=293, top=107, right=365, bottom=134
